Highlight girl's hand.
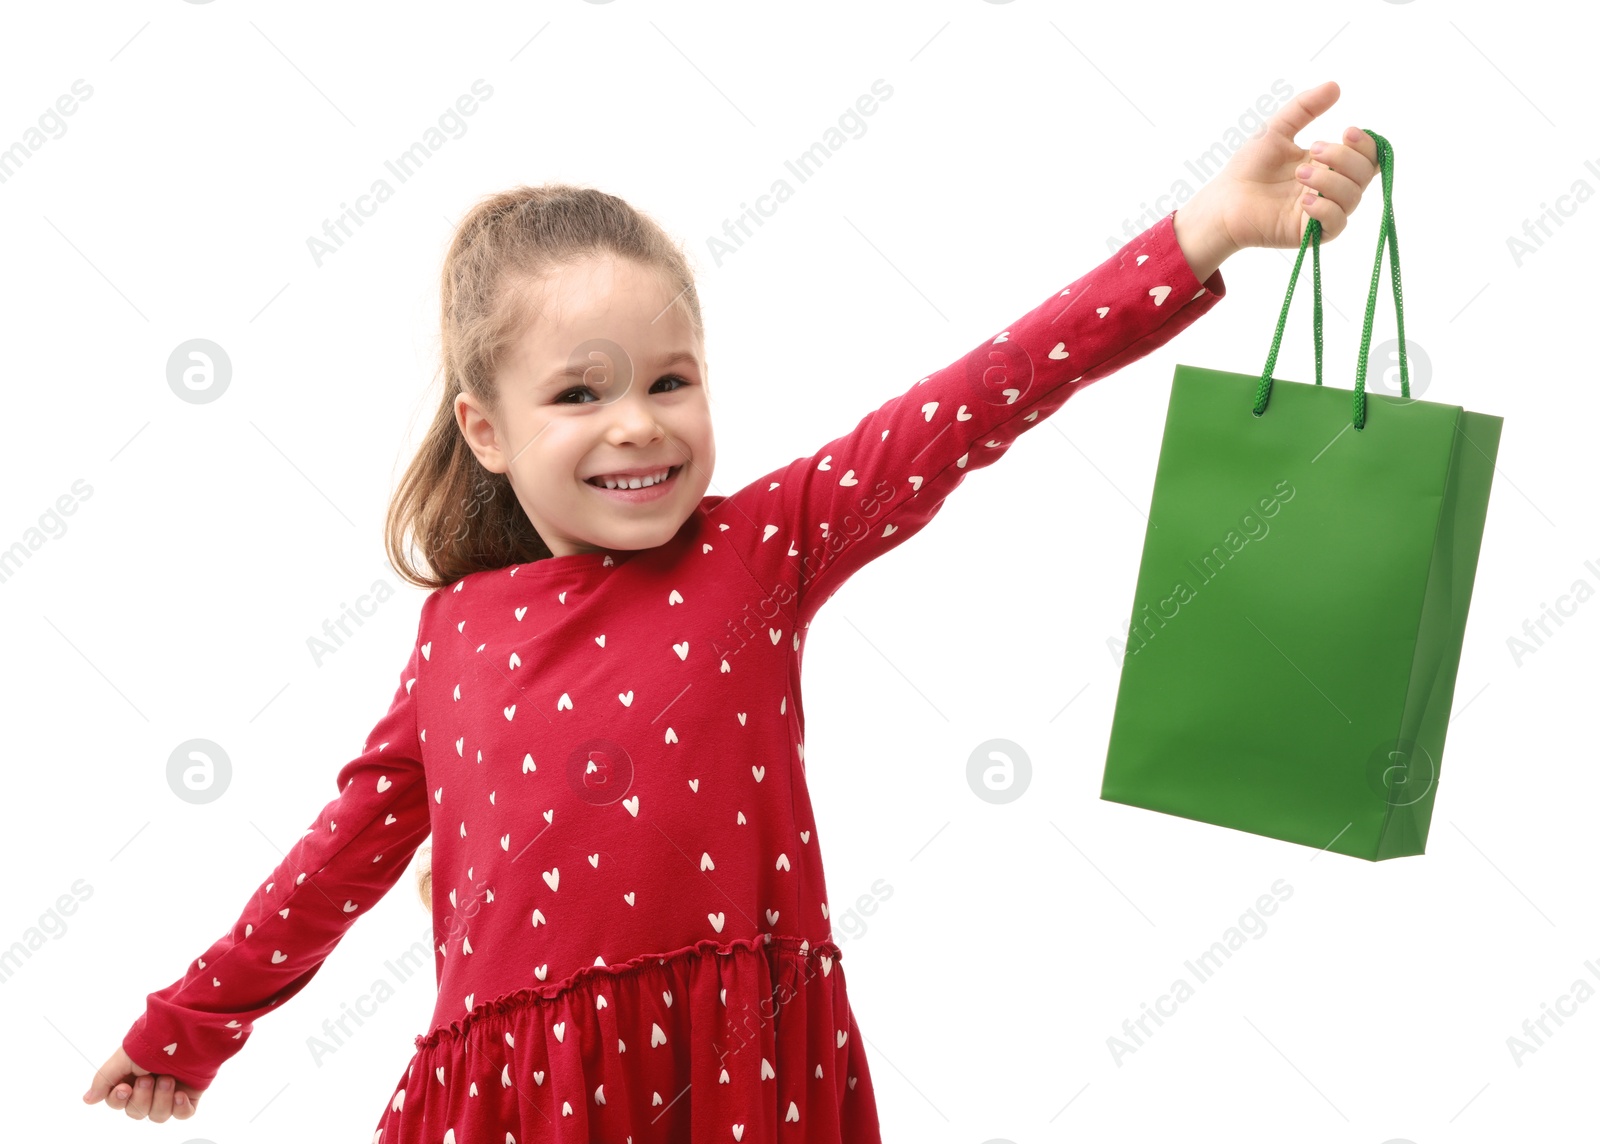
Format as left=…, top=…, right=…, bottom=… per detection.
left=81, top=1044, right=205, bottom=1122
left=1174, top=80, right=1380, bottom=277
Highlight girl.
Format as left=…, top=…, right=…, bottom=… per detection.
left=84, top=81, right=1378, bottom=1142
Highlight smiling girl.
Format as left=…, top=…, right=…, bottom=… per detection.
left=86, top=80, right=1376, bottom=1143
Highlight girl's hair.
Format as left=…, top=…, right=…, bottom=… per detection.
left=415, top=841, right=433, bottom=912
left=392, top=183, right=706, bottom=910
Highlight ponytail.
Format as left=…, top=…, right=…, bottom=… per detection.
left=415, top=841, right=433, bottom=912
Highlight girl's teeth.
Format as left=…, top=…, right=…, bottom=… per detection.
left=595, top=468, right=671, bottom=490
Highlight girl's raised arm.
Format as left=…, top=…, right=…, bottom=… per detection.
left=117, top=592, right=441, bottom=1093
left=711, top=210, right=1226, bottom=628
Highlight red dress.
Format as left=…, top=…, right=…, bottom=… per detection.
left=122, top=212, right=1224, bottom=1142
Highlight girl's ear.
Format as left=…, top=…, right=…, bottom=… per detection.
left=454, top=391, right=508, bottom=475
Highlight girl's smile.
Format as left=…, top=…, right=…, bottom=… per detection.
left=583, top=462, right=685, bottom=503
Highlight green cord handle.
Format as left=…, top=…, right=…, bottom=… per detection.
left=1251, top=129, right=1405, bottom=430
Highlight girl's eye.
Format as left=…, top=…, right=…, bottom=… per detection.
left=555, top=374, right=690, bottom=405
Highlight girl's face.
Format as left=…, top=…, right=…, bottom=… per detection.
left=456, top=256, right=715, bottom=558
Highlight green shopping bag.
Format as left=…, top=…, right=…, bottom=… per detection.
left=1100, top=131, right=1503, bottom=861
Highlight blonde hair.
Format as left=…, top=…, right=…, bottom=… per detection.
left=394, top=184, right=706, bottom=909
left=415, top=841, right=433, bottom=911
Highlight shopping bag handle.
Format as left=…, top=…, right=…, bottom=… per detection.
left=1251, top=128, right=1407, bottom=430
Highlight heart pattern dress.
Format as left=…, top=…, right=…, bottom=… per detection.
left=122, top=211, right=1224, bottom=1142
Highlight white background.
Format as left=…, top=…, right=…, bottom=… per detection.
left=4, top=1, right=1595, bottom=1141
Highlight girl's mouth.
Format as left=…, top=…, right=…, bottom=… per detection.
left=583, top=464, right=683, bottom=504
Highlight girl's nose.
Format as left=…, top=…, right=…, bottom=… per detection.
left=604, top=396, right=665, bottom=443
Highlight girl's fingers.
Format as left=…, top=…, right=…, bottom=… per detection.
left=1301, top=189, right=1348, bottom=241
left=1310, top=138, right=1377, bottom=192
left=1342, top=126, right=1380, bottom=172
left=1297, top=160, right=1360, bottom=219
left=124, top=1073, right=154, bottom=1119
left=83, top=1056, right=136, bottom=1105
left=149, top=1075, right=176, bottom=1122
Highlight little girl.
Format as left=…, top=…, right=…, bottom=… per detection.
left=85, top=82, right=1377, bottom=1142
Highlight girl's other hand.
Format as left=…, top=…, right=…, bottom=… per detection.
left=81, top=1045, right=205, bottom=1122
left=1203, top=79, right=1380, bottom=255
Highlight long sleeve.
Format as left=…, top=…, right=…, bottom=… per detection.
left=710, top=210, right=1226, bottom=630
left=120, top=592, right=439, bottom=1091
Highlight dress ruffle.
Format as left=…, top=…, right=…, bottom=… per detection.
left=375, top=935, right=881, bottom=1143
